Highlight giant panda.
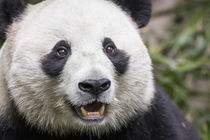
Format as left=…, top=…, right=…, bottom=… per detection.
left=0, top=0, right=202, bottom=140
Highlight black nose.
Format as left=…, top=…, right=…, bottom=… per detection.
left=78, top=79, right=111, bottom=95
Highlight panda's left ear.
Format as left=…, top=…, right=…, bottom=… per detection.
left=112, top=0, right=151, bottom=28
left=0, top=0, right=26, bottom=36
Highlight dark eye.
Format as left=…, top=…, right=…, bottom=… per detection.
left=54, top=40, right=71, bottom=58
left=105, top=44, right=115, bottom=54
left=57, top=48, right=68, bottom=57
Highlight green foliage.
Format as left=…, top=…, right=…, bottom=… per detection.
left=147, top=0, right=210, bottom=139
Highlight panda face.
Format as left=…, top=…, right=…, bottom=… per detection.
left=6, top=0, right=154, bottom=136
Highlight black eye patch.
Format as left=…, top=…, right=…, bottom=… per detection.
left=41, top=40, right=71, bottom=78
left=103, top=38, right=130, bottom=75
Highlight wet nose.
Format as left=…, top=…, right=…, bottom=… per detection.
left=78, top=79, right=111, bottom=95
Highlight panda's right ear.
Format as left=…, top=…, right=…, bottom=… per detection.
left=0, top=0, right=26, bottom=36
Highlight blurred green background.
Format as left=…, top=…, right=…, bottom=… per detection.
left=146, top=0, right=210, bottom=139
left=0, top=0, right=209, bottom=139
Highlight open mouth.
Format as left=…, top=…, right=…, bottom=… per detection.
left=73, top=102, right=106, bottom=121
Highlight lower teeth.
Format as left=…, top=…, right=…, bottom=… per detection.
left=88, top=112, right=100, bottom=116
left=80, top=105, right=105, bottom=118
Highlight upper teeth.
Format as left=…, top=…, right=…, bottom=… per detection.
left=81, top=107, right=88, bottom=117
left=81, top=105, right=105, bottom=117
left=99, top=105, right=105, bottom=116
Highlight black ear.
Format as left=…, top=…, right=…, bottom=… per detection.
left=113, top=0, right=151, bottom=28
left=0, top=0, right=26, bottom=36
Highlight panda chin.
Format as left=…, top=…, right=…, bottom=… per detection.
left=73, top=102, right=106, bottom=122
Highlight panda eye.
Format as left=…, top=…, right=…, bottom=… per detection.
left=53, top=40, right=71, bottom=58
left=105, top=44, right=115, bottom=54
left=103, top=38, right=116, bottom=55
left=57, top=48, right=68, bottom=57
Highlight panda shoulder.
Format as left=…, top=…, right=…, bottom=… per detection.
left=0, top=80, right=17, bottom=139
left=143, top=84, right=202, bottom=140
left=109, top=84, right=202, bottom=140
left=0, top=115, right=16, bottom=140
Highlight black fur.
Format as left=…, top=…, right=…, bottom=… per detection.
left=103, top=38, right=130, bottom=75
left=0, top=84, right=202, bottom=140
left=112, top=0, right=151, bottom=28
left=41, top=40, right=71, bottom=78
left=0, top=0, right=25, bottom=36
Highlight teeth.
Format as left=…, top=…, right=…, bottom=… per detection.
left=87, top=112, right=100, bottom=116
left=80, top=105, right=105, bottom=117
left=99, top=105, right=105, bottom=116
left=81, top=107, right=88, bottom=117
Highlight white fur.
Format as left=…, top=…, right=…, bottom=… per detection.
left=0, top=0, right=154, bottom=136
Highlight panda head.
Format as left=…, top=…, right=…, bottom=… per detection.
left=0, top=0, right=154, bottom=136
